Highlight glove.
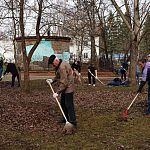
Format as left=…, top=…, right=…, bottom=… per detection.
left=95, top=76, right=98, bottom=79
left=53, top=93, right=58, bottom=98
left=46, top=78, right=53, bottom=83
left=137, top=81, right=146, bottom=93
left=79, top=73, right=81, bottom=75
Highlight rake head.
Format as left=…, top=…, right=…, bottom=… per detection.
left=122, top=109, right=128, bottom=118
left=62, top=122, right=76, bottom=135
left=121, top=110, right=128, bottom=121
left=117, top=93, right=139, bottom=122
left=117, top=110, right=128, bottom=122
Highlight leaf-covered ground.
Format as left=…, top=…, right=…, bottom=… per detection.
left=0, top=79, right=150, bottom=150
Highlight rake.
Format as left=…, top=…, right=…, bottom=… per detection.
left=88, top=70, right=105, bottom=85
left=46, top=79, right=74, bottom=133
left=121, top=93, right=139, bottom=121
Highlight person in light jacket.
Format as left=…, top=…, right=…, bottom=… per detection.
left=137, top=54, right=150, bottom=115
left=48, top=54, right=77, bottom=130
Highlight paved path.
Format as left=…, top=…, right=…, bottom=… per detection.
left=2, top=73, right=117, bottom=81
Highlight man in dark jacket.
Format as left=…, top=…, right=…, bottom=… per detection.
left=48, top=54, right=77, bottom=133
left=3, top=62, right=20, bottom=87
left=88, top=63, right=98, bottom=86
left=137, top=54, right=150, bottom=115
left=120, top=61, right=128, bottom=81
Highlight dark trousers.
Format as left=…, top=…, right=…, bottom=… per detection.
left=120, top=70, right=126, bottom=81
left=0, top=67, right=2, bottom=79
left=147, top=81, right=150, bottom=113
left=12, top=73, right=20, bottom=87
left=61, top=92, right=77, bottom=126
left=88, top=72, right=95, bottom=84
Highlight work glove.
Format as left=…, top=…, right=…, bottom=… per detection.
left=137, top=81, right=146, bottom=93
left=46, top=78, right=53, bottom=84
left=53, top=93, right=58, bottom=98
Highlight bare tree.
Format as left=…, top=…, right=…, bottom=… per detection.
left=19, top=0, right=43, bottom=92
left=110, top=0, right=150, bottom=86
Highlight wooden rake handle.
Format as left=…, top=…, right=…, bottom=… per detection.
left=127, top=93, right=139, bottom=110
left=88, top=70, right=105, bottom=85
left=46, top=79, right=69, bottom=123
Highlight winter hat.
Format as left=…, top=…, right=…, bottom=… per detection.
left=48, top=54, right=56, bottom=64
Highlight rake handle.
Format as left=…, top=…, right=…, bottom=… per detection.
left=46, top=80, right=69, bottom=123
left=88, top=70, right=105, bottom=85
left=127, top=93, right=139, bottom=110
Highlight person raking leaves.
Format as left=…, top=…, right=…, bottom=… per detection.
left=88, top=63, right=98, bottom=86
left=3, top=62, right=20, bottom=87
left=47, top=54, right=77, bottom=135
left=137, top=54, right=150, bottom=115
left=71, top=60, right=82, bottom=84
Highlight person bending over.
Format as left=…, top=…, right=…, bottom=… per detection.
left=3, top=62, right=20, bottom=87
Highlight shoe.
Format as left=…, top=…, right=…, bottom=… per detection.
left=88, top=84, right=91, bottom=85
left=93, top=84, right=95, bottom=86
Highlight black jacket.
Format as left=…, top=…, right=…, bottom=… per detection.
left=88, top=64, right=96, bottom=74
left=121, top=62, right=128, bottom=70
left=4, top=63, right=19, bottom=75
left=71, top=62, right=81, bottom=73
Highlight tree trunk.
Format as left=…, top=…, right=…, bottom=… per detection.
left=129, top=34, right=138, bottom=86
left=129, top=0, right=140, bottom=86
left=80, top=35, right=84, bottom=62
left=19, top=0, right=30, bottom=92
left=91, top=35, right=96, bottom=64
left=23, top=55, right=30, bottom=92
left=101, top=28, right=109, bottom=61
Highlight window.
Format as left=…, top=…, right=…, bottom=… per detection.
left=83, top=53, right=88, bottom=58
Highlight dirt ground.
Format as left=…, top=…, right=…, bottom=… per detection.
left=0, top=78, right=150, bottom=149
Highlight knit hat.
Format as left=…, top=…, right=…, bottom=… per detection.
left=48, top=54, right=56, bottom=64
